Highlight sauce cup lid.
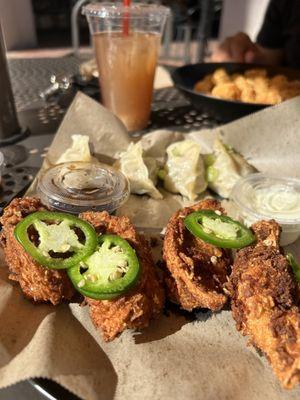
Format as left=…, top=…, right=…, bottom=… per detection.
left=231, top=173, right=300, bottom=226
left=37, top=161, right=129, bottom=214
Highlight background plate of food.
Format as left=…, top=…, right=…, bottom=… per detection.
left=172, top=63, right=300, bottom=123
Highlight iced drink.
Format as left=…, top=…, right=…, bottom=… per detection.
left=94, top=32, right=160, bottom=131
left=83, top=3, right=170, bottom=131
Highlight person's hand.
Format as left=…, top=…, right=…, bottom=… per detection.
left=211, top=32, right=264, bottom=63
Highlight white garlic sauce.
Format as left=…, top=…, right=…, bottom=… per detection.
left=253, top=184, right=300, bottom=219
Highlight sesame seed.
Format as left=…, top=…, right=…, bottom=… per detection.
left=210, top=256, right=218, bottom=265
left=215, top=210, right=222, bottom=216
left=79, top=261, right=87, bottom=268
left=77, top=279, right=85, bottom=288
left=112, top=245, right=123, bottom=253
left=263, top=239, right=272, bottom=246
left=109, top=270, right=123, bottom=281
left=117, top=260, right=128, bottom=269
left=61, top=244, right=71, bottom=252
left=160, top=227, right=167, bottom=235
left=86, top=274, right=97, bottom=282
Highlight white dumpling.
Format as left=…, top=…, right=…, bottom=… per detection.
left=116, top=143, right=162, bottom=200
left=56, top=134, right=94, bottom=164
left=207, top=138, right=256, bottom=198
left=163, top=140, right=207, bottom=201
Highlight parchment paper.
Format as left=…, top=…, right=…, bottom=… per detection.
left=1, top=91, right=300, bottom=400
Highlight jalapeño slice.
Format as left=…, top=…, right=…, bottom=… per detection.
left=184, top=210, right=255, bottom=249
left=14, top=211, right=98, bottom=269
left=68, top=234, right=140, bottom=300
left=286, top=253, right=300, bottom=283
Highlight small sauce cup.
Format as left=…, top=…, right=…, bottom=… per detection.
left=37, top=161, right=129, bottom=215
left=231, top=173, right=300, bottom=246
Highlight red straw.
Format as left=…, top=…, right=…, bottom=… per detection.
left=123, top=0, right=131, bottom=36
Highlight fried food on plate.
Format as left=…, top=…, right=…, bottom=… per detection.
left=228, top=220, right=300, bottom=389
left=211, top=68, right=230, bottom=85
left=194, top=67, right=300, bottom=105
left=194, top=74, right=213, bottom=94
left=0, top=197, right=75, bottom=305
left=80, top=211, right=165, bottom=341
left=211, top=82, right=241, bottom=101
left=163, top=199, right=231, bottom=312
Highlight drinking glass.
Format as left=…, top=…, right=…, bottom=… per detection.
left=83, top=2, right=170, bottom=131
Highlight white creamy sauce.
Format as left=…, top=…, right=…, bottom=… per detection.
left=252, top=184, right=300, bottom=219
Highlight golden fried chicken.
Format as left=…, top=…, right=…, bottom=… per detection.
left=228, top=220, right=300, bottom=389
left=194, top=74, right=214, bottom=94
left=162, top=199, right=231, bottom=312
left=194, top=67, right=300, bottom=105
left=211, top=68, right=230, bottom=85
left=0, top=197, right=75, bottom=305
left=211, top=82, right=241, bottom=101
left=80, top=211, right=165, bottom=341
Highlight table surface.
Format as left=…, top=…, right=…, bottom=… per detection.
left=1, top=55, right=220, bottom=400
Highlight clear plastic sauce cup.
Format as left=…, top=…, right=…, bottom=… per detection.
left=37, top=161, right=129, bottom=215
left=231, top=173, right=300, bottom=246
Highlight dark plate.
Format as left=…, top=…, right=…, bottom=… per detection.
left=171, top=62, right=300, bottom=123
left=30, top=378, right=80, bottom=400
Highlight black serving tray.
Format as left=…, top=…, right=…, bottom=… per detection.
left=172, top=62, right=300, bottom=123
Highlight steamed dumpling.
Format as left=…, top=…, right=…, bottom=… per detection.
left=163, top=140, right=207, bottom=201
left=206, top=138, right=256, bottom=198
left=56, top=134, right=94, bottom=164
left=116, top=142, right=162, bottom=200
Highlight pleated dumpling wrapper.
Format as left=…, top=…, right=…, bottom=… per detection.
left=163, top=139, right=207, bottom=201
left=206, top=138, right=256, bottom=198
left=116, top=142, right=162, bottom=200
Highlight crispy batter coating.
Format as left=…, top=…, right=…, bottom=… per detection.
left=0, top=197, right=75, bottom=305
left=211, top=68, right=230, bottom=85
left=211, top=82, right=241, bottom=101
left=79, top=211, right=165, bottom=342
left=162, top=199, right=231, bottom=312
left=194, top=68, right=300, bottom=105
left=228, top=220, right=300, bottom=389
left=194, top=74, right=213, bottom=94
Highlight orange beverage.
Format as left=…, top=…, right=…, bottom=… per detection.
left=94, top=32, right=160, bottom=131
left=83, top=3, right=170, bottom=131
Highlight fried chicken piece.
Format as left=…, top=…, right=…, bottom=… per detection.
left=270, top=74, right=288, bottom=89
left=231, top=76, right=256, bottom=103
left=228, top=220, right=300, bottom=389
left=80, top=211, right=165, bottom=341
left=211, top=82, right=241, bottom=101
left=194, top=74, right=214, bottom=94
left=240, top=85, right=256, bottom=103
left=279, top=81, right=300, bottom=101
left=211, top=68, right=230, bottom=85
left=0, top=197, right=75, bottom=305
left=162, top=199, right=231, bottom=312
